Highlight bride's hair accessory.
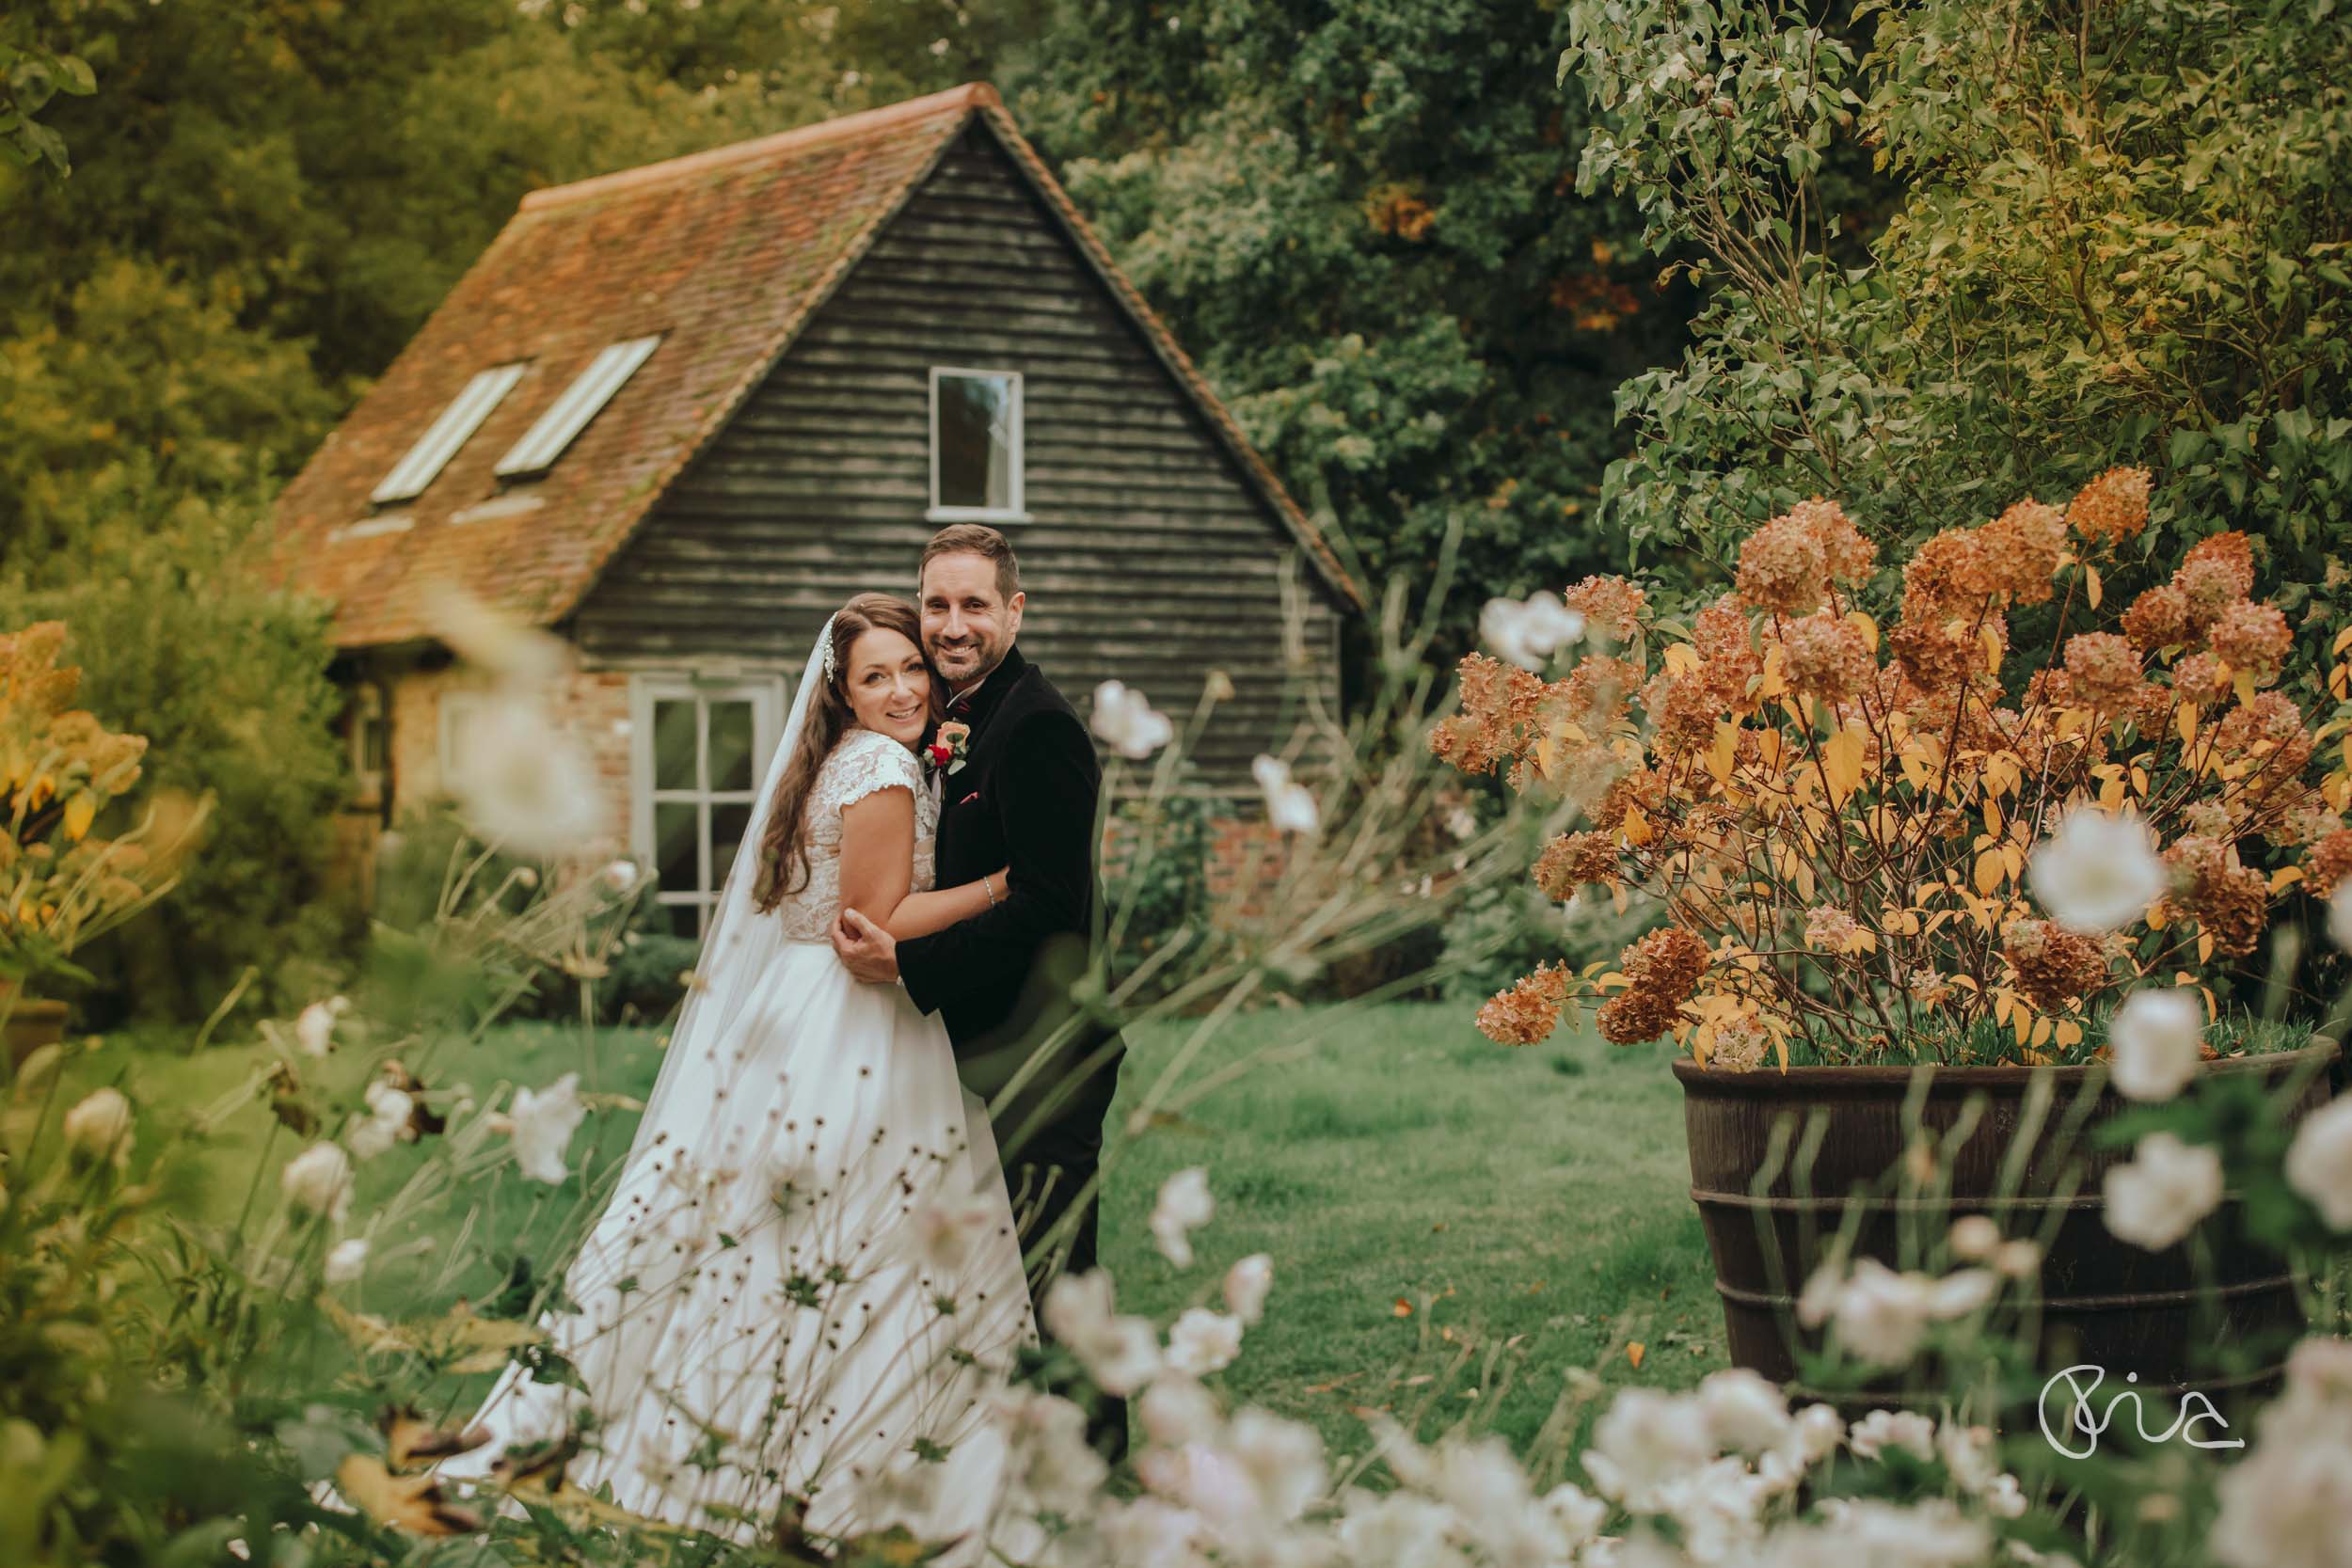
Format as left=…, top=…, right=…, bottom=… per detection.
left=818, top=613, right=839, bottom=684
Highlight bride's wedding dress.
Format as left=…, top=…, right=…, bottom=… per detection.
left=444, top=708, right=1035, bottom=1555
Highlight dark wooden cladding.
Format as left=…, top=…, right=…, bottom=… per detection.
left=575, top=126, right=1344, bottom=791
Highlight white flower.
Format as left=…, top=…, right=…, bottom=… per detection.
left=1251, top=754, right=1320, bottom=836
left=1098, top=1496, right=1204, bottom=1568
left=1800, top=1258, right=1935, bottom=1367
left=325, top=1238, right=370, bottom=1284
left=1583, top=1387, right=1715, bottom=1508
left=906, top=1186, right=1001, bottom=1275
left=1337, top=1490, right=1457, bottom=1568
left=348, top=1082, right=414, bottom=1162
left=294, top=996, right=347, bottom=1057
left=1930, top=1266, right=2000, bottom=1319
left=1150, top=1166, right=1214, bottom=1268
left=2212, top=1338, right=2352, bottom=1568
left=424, top=583, right=570, bottom=686
left=1480, top=591, right=1587, bottom=671
left=1696, top=1368, right=1791, bottom=1455
left=1165, top=1308, right=1243, bottom=1377
left=508, top=1072, right=586, bottom=1185
left=992, top=1386, right=1109, bottom=1515
left=1993, top=1239, right=2042, bottom=1278
left=599, top=859, right=641, bottom=894
left=1090, top=680, right=1176, bottom=760
left=2285, top=1098, right=2352, bottom=1230
left=2106, top=988, right=2206, bottom=1101
left=1222, top=1253, right=1273, bottom=1325
left=1042, top=1269, right=1162, bottom=1395
left=1137, top=1374, right=1222, bottom=1448
left=63, top=1087, right=135, bottom=1165
left=2332, top=880, right=2352, bottom=953
left=1947, top=1214, right=2001, bottom=1260
left=1224, top=1408, right=1327, bottom=1523
left=2027, top=808, right=2167, bottom=933
left=282, top=1142, right=354, bottom=1226
left=1848, top=1409, right=1937, bottom=1463
left=2105, top=1132, right=2224, bottom=1250
left=449, top=694, right=608, bottom=860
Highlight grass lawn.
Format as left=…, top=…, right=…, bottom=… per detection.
left=53, top=1000, right=1722, bottom=1465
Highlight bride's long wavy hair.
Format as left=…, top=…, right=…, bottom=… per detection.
left=753, top=594, right=934, bottom=913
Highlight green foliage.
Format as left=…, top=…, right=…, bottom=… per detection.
left=1570, top=0, right=2352, bottom=679
left=0, top=3, right=97, bottom=176
left=1008, top=0, right=1696, bottom=641
left=1104, top=786, right=1227, bottom=984
left=0, top=473, right=351, bottom=1022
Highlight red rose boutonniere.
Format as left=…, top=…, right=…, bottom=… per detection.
left=927, top=720, right=971, bottom=777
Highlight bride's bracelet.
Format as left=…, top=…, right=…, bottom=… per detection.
left=982, top=873, right=999, bottom=908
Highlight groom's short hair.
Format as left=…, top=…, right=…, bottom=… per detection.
left=921, top=523, right=1021, bottom=602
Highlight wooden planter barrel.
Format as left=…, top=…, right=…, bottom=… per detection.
left=1677, top=1044, right=2339, bottom=1408
left=5, top=997, right=70, bottom=1070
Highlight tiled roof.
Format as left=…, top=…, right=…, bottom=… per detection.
left=271, top=84, right=1359, bottom=650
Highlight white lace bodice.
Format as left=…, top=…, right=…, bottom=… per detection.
left=772, top=727, right=938, bottom=941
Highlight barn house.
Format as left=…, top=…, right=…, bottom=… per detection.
left=273, top=84, right=1359, bottom=933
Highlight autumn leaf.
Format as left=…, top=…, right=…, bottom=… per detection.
left=382, top=1407, right=490, bottom=1471
left=1820, top=725, right=1866, bottom=804
left=1392, top=1298, right=1413, bottom=1318
left=332, top=1455, right=482, bottom=1536
left=1626, top=1341, right=1646, bottom=1370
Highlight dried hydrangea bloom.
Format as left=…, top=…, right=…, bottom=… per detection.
left=1691, top=595, right=1763, bottom=707
left=1428, top=653, right=1549, bottom=775
left=1640, top=671, right=1718, bottom=754
left=2121, top=584, right=2193, bottom=652
left=2170, top=651, right=2233, bottom=708
left=2173, top=531, right=2256, bottom=619
left=2065, top=466, right=2153, bottom=545
left=1979, top=499, right=2069, bottom=605
left=1788, top=497, right=1876, bottom=583
left=2061, top=632, right=2144, bottom=705
left=1804, top=907, right=1864, bottom=953
left=2165, top=834, right=2269, bottom=958
left=1905, top=967, right=1955, bottom=1010
left=2001, top=919, right=2112, bottom=1010
left=1475, top=963, right=1572, bottom=1046
left=1621, top=925, right=1710, bottom=1000
left=1534, top=830, right=1620, bottom=898
left=1591, top=768, right=1666, bottom=831
left=2305, top=831, right=2352, bottom=897
left=1733, top=511, right=1830, bottom=617
left=1597, top=986, right=1687, bottom=1046
left=2208, top=599, right=2292, bottom=686
left=1708, top=1015, right=1772, bottom=1071
left=1564, top=575, right=1648, bottom=643
left=1778, top=610, right=1874, bottom=704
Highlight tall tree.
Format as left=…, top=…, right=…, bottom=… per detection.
left=1003, top=0, right=1695, bottom=632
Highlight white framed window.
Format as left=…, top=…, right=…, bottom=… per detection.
left=928, top=367, right=1025, bottom=520
left=496, top=335, right=662, bottom=480
left=629, top=676, right=785, bottom=939
left=372, top=363, right=527, bottom=504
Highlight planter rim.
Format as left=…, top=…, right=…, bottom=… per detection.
left=1672, top=1038, right=2339, bottom=1098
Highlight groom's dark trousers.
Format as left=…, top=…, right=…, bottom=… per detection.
left=896, top=644, right=1128, bottom=1463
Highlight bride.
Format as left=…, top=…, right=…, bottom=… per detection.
left=443, top=594, right=1036, bottom=1554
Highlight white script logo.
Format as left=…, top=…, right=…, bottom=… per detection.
left=2037, top=1364, right=2245, bottom=1458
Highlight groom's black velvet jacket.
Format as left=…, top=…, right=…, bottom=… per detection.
left=898, top=645, right=1104, bottom=1048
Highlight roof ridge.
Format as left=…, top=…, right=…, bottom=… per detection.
left=520, top=81, right=995, bottom=214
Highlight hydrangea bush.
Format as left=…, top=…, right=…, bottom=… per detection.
left=1435, top=473, right=2352, bottom=1068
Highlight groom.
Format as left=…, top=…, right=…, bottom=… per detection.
left=831, top=522, right=1128, bottom=1457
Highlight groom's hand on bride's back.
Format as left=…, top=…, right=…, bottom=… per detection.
left=831, top=908, right=899, bottom=983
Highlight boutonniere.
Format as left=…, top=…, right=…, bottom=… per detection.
left=927, top=720, right=971, bottom=777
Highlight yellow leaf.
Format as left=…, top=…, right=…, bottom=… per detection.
left=2056, top=1020, right=2084, bottom=1048
left=62, top=792, right=95, bottom=842
left=2336, top=626, right=2352, bottom=657
left=1627, top=1341, right=1646, bottom=1370
left=1821, top=726, right=1867, bottom=805
left=2198, top=930, right=2216, bottom=963
left=2271, top=865, right=2305, bottom=894
left=1974, top=848, right=2005, bottom=896
left=1981, top=625, right=2003, bottom=674
left=1664, top=641, right=1701, bottom=675
left=1622, top=802, right=1655, bottom=847
left=333, top=1456, right=482, bottom=1537
left=1706, top=721, right=1739, bottom=788
left=2233, top=668, right=2257, bottom=705
left=2085, top=562, right=2103, bottom=609
left=1846, top=610, right=1880, bottom=653
left=2175, top=704, right=2199, bottom=749
left=2099, top=772, right=2128, bottom=814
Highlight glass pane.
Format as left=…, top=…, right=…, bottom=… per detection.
left=937, top=372, right=1013, bottom=510
left=708, top=800, right=753, bottom=879
left=655, top=801, right=701, bottom=896
left=653, top=699, right=698, bottom=793
left=707, top=701, right=755, bottom=793
left=665, top=899, right=702, bottom=939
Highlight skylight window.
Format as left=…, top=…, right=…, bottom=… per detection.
left=370, top=363, right=527, bottom=505
left=496, top=335, right=663, bottom=479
